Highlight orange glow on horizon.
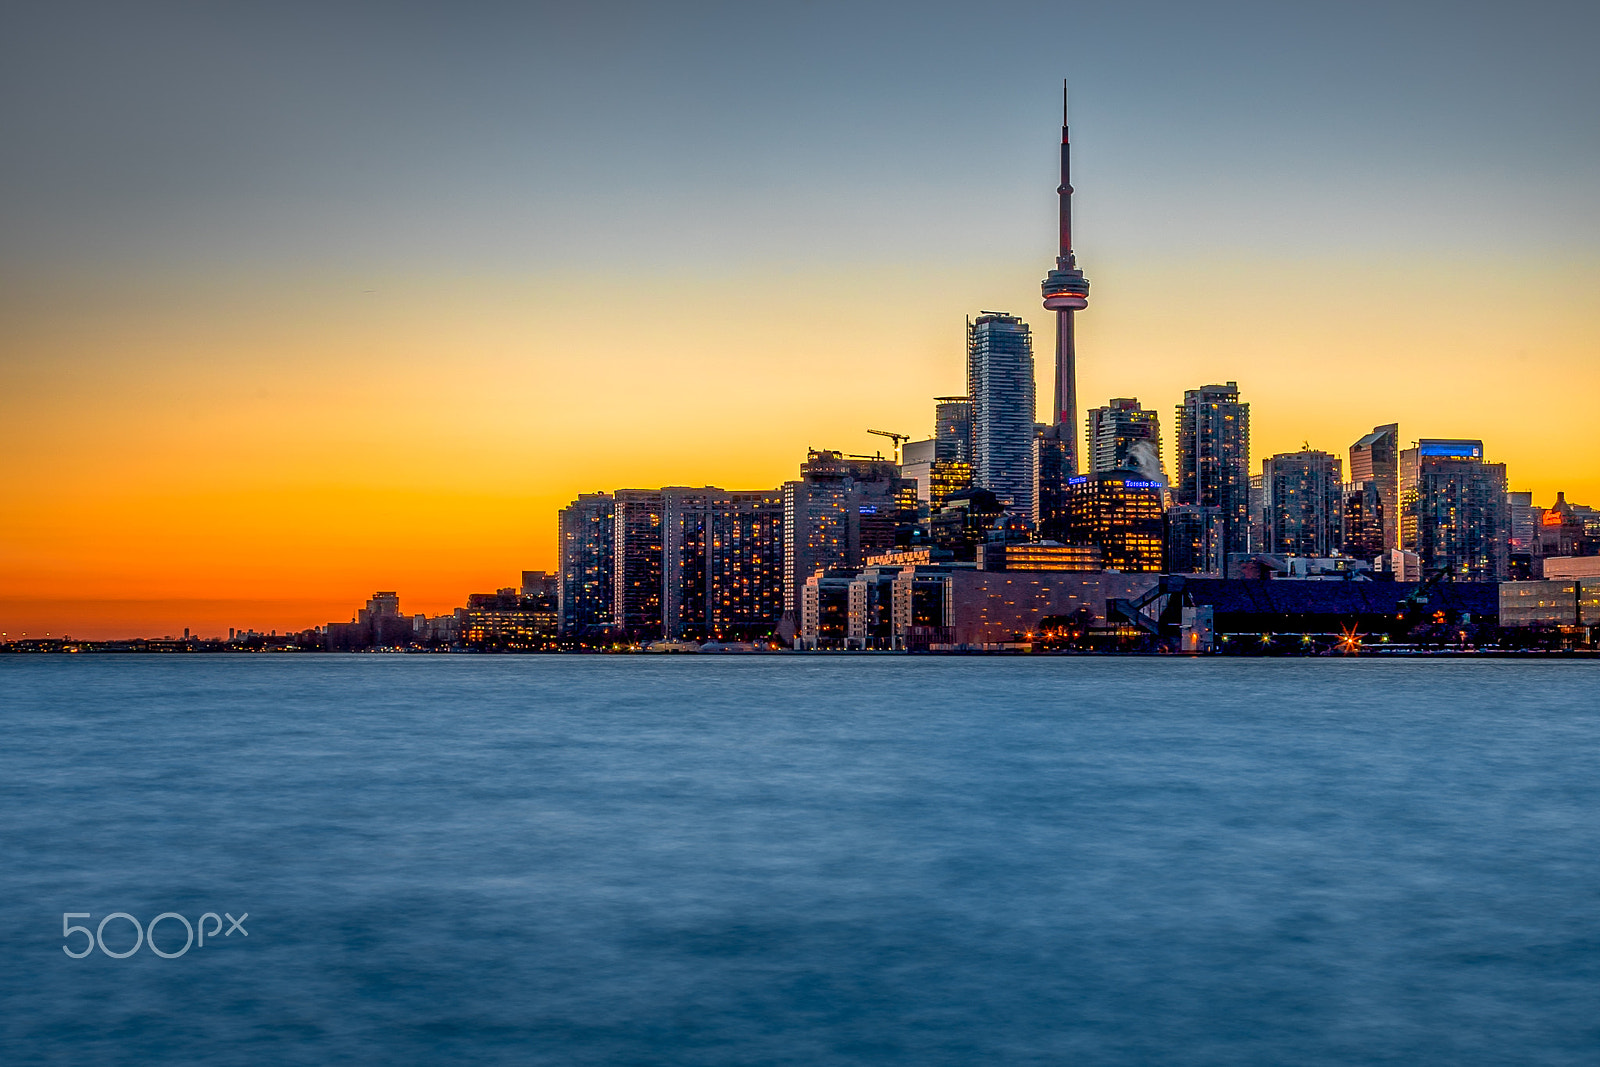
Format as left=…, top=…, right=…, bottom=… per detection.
left=4, top=253, right=1598, bottom=639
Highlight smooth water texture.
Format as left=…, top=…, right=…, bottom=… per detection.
left=2, top=656, right=1597, bottom=1065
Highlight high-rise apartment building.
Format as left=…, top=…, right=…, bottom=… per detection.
left=1399, top=440, right=1509, bottom=580
left=1263, top=449, right=1343, bottom=557
left=1349, top=423, right=1400, bottom=552
left=599, top=487, right=786, bottom=641
left=1063, top=472, right=1165, bottom=572
left=558, top=492, right=615, bottom=636
left=1086, top=398, right=1164, bottom=480
left=781, top=450, right=917, bottom=638
left=967, top=313, right=1036, bottom=517
left=701, top=492, right=786, bottom=640
left=612, top=488, right=668, bottom=638
left=1174, top=382, right=1251, bottom=556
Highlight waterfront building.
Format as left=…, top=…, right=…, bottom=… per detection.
left=941, top=570, right=1160, bottom=650
left=1349, top=424, right=1400, bottom=552
left=463, top=588, right=559, bottom=646
left=1499, top=578, right=1600, bottom=635
left=892, top=565, right=954, bottom=650
left=1262, top=449, right=1343, bottom=557
left=1063, top=471, right=1165, bottom=572
left=782, top=451, right=917, bottom=638
left=846, top=566, right=901, bottom=650
left=702, top=491, right=786, bottom=640
left=1399, top=439, right=1510, bottom=580
left=1166, top=504, right=1224, bottom=575
left=611, top=489, right=667, bottom=638
left=1174, top=382, right=1251, bottom=557
left=558, top=492, right=615, bottom=636
left=967, top=312, right=1036, bottom=516
left=798, top=569, right=856, bottom=650
left=1086, top=399, right=1163, bottom=480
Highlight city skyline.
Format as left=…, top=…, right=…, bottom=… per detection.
left=4, top=2, right=1598, bottom=639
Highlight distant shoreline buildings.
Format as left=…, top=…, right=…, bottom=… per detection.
left=6, top=84, right=1597, bottom=655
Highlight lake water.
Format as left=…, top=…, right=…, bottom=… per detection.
left=2, top=655, right=1597, bottom=1065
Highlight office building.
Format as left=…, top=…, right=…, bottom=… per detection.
left=1174, top=382, right=1251, bottom=557
left=968, top=312, right=1036, bottom=516
left=933, top=397, right=973, bottom=463
left=1086, top=399, right=1163, bottom=481
left=1262, top=449, right=1343, bottom=557
left=1349, top=423, right=1400, bottom=552
left=558, top=493, right=615, bottom=636
left=1399, top=440, right=1509, bottom=580
left=1063, top=471, right=1165, bottom=572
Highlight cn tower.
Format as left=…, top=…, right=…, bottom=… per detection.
left=1040, top=81, right=1090, bottom=474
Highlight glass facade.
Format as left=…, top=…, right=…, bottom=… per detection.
left=1400, top=440, right=1510, bottom=580
left=557, top=493, right=615, bottom=636
left=1175, top=383, right=1251, bottom=557
left=967, top=313, right=1036, bottom=517
left=1263, top=449, right=1343, bottom=557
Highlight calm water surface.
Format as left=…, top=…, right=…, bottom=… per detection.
left=1, top=656, right=1597, bottom=1065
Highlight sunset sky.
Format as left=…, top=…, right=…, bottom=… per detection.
left=3, top=1, right=1597, bottom=638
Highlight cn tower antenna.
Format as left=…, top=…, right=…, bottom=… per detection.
left=1041, top=77, right=1090, bottom=474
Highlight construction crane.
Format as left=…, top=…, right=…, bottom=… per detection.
left=867, top=429, right=910, bottom=463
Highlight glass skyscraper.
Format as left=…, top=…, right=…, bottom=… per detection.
left=967, top=313, right=1036, bottom=518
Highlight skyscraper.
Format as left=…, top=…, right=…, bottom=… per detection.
left=967, top=312, right=1036, bottom=517
left=558, top=492, right=615, bottom=636
left=1036, top=82, right=1092, bottom=535
left=1086, top=398, right=1164, bottom=481
left=1174, top=382, right=1251, bottom=557
left=1262, top=449, right=1343, bottom=557
left=1399, top=439, right=1509, bottom=580
left=1349, top=423, right=1400, bottom=552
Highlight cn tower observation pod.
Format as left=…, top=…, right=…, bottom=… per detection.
left=1042, top=267, right=1089, bottom=311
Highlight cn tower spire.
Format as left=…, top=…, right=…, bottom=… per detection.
left=1041, top=80, right=1090, bottom=473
